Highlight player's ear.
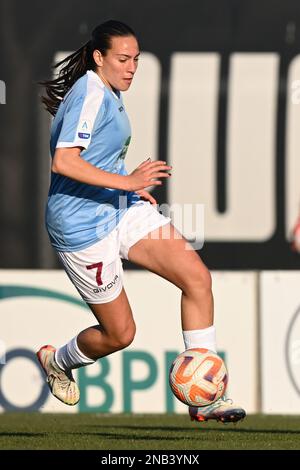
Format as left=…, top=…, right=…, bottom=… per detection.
left=93, top=49, right=104, bottom=67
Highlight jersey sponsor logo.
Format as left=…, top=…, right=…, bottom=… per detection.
left=92, top=274, right=119, bottom=293
left=80, top=118, right=91, bottom=128
left=78, top=132, right=90, bottom=139
left=78, top=119, right=92, bottom=139
left=113, top=136, right=131, bottom=171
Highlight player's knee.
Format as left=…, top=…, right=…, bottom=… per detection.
left=182, top=263, right=212, bottom=296
left=108, top=322, right=136, bottom=351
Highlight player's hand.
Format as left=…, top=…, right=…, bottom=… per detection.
left=135, top=189, right=157, bottom=205
left=126, top=158, right=172, bottom=191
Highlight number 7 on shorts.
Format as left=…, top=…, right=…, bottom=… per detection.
left=86, top=262, right=103, bottom=286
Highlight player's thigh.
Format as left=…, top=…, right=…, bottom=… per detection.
left=57, top=232, right=124, bottom=305
left=88, top=287, right=136, bottom=345
left=127, top=223, right=211, bottom=292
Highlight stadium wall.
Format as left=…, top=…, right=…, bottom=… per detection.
left=1, top=0, right=300, bottom=270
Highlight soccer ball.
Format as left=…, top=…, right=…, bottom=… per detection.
left=169, top=348, right=228, bottom=407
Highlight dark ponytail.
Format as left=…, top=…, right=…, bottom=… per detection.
left=39, top=20, right=137, bottom=116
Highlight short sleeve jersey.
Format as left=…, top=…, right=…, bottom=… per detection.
left=46, top=70, right=140, bottom=252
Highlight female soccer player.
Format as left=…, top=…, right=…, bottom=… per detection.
left=37, top=20, right=245, bottom=423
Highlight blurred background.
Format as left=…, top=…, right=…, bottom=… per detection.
left=0, top=0, right=300, bottom=416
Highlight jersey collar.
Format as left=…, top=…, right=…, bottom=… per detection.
left=87, top=70, right=120, bottom=100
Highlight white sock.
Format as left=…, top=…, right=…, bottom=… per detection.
left=55, top=336, right=95, bottom=371
left=182, top=325, right=217, bottom=353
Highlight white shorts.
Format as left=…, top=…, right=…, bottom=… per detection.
left=57, top=201, right=171, bottom=304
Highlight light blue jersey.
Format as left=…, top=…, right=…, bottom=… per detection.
left=46, top=70, right=140, bottom=252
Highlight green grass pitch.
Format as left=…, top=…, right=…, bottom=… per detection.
left=0, top=413, right=299, bottom=450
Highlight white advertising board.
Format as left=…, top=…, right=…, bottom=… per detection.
left=260, top=271, right=300, bottom=414
left=0, top=270, right=258, bottom=413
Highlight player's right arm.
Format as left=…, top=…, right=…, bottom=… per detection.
left=52, top=148, right=172, bottom=191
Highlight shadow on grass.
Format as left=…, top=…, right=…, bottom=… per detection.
left=83, top=424, right=300, bottom=435
left=69, top=431, right=184, bottom=442
left=0, top=431, right=183, bottom=442
left=0, top=432, right=47, bottom=437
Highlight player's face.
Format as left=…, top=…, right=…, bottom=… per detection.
left=97, top=35, right=140, bottom=92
